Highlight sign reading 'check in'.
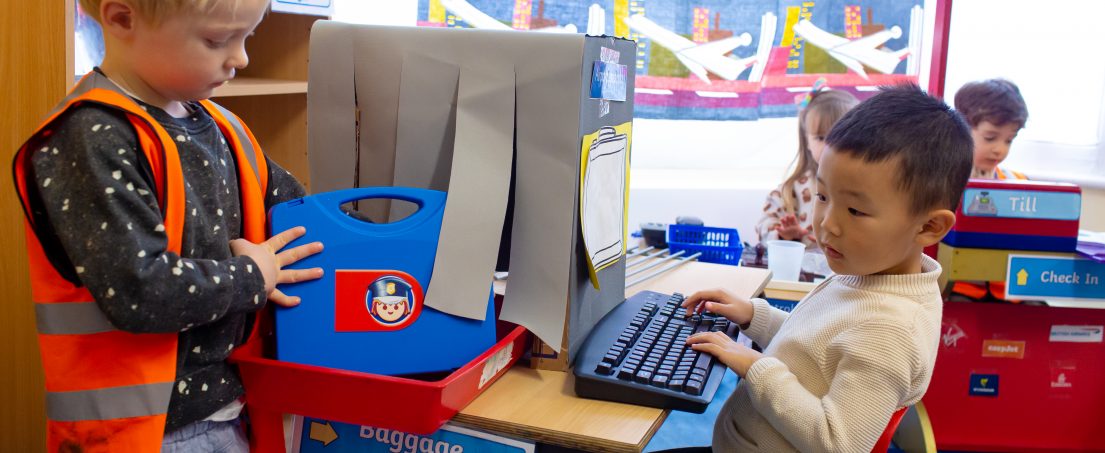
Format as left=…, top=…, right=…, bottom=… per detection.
left=1006, top=255, right=1105, bottom=300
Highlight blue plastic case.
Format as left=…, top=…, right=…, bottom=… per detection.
left=270, top=187, right=496, bottom=376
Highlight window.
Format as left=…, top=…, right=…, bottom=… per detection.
left=945, top=0, right=1105, bottom=186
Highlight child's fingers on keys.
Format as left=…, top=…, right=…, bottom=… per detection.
left=685, top=330, right=726, bottom=345
left=277, top=241, right=324, bottom=266
left=268, top=288, right=301, bottom=307
left=278, top=267, right=324, bottom=284
left=265, top=226, right=308, bottom=252
left=701, top=301, right=733, bottom=318
left=683, top=290, right=719, bottom=315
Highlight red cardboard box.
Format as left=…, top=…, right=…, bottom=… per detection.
left=924, top=301, right=1105, bottom=452
left=944, top=180, right=1081, bottom=252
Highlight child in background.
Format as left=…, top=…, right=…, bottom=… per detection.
left=954, top=78, right=1029, bottom=180
left=756, top=80, right=859, bottom=249
left=951, top=79, right=1030, bottom=300
left=684, top=85, right=972, bottom=452
left=12, top=0, right=324, bottom=451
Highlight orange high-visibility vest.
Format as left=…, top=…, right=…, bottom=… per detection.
left=995, top=166, right=1027, bottom=180
left=12, top=71, right=269, bottom=452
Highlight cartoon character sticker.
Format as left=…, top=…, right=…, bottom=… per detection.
left=335, top=270, right=423, bottom=332
left=367, top=277, right=415, bottom=326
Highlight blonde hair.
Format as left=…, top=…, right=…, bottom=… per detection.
left=79, top=0, right=240, bottom=24
left=782, top=89, right=859, bottom=213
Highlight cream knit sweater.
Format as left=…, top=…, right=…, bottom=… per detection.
left=713, top=255, right=943, bottom=452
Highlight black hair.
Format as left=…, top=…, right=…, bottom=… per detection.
left=825, top=84, right=973, bottom=213
left=954, top=79, right=1028, bottom=129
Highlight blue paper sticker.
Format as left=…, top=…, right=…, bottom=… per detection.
left=969, top=373, right=999, bottom=397
left=1006, top=255, right=1105, bottom=300
left=590, top=61, right=627, bottom=102
left=962, top=188, right=1081, bottom=220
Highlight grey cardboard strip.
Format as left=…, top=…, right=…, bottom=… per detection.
left=499, top=33, right=589, bottom=352
left=421, top=64, right=516, bottom=320
left=353, top=26, right=403, bottom=219
left=307, top=21, right=357, bottom=194
left=391, top=54, right=460, bottom=221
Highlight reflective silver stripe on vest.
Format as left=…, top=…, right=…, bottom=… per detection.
left=204, top=101, right=262, bottom=189
left=46, top=382, right=173, bottom=422
left=49, top=72, right=130, bottom=119
left=35, top=302, right=118, bottom=335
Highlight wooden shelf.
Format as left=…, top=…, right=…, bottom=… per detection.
left=212, top=77, right=308, bottom=97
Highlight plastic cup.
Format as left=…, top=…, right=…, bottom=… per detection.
left=766, top=240, right=805, bottom=281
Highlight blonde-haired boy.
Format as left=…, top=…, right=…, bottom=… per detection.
left=13, top=0, right=322, bottom=451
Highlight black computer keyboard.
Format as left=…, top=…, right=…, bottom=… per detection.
left=574, top=290, right=738, bottom=413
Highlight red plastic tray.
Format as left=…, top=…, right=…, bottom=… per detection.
left=230, top=314, right=528, bottom=452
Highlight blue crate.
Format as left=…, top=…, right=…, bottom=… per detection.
left=667, top=224, right=743, bottom=265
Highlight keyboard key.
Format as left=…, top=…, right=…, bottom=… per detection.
left=651, top=375, right=669, bottom=388
left=635, top=370, right=652, bottom=383
left=668, top=379, right=685, bottom=392
left=693, top=351, right=714, bottom=371
left=685, top=380, right=703, bottom=396
left=617, top=368, right=634, bottom=380
left=595, top=362, right=613, bottom=375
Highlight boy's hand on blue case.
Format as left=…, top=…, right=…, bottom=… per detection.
left=230, top=226, right=324, bottom=307
left=686, top=331, right=763, bottom=377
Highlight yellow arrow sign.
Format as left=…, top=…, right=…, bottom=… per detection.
left=1016, top=269, right=1029, bottom=286
left=310, top=421, right=338, bottom=446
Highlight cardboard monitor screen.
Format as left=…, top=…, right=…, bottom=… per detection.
left=307, top=22, right=636, bottom=368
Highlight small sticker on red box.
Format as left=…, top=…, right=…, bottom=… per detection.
left=479, top=343, right=514, bottom=389
left=981, top=339, right=1025, bottom=359
left=1049, top=325, right=1103, bottom=343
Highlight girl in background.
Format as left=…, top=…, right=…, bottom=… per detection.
left=756, top=81, right=859, bottom=249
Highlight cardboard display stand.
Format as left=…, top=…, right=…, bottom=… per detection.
left=307, top=21, right=637, bottom=370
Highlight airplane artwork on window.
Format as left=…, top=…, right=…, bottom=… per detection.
left=416, top=0, right=929, bottom=121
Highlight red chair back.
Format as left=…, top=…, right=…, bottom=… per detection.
left=872, top=407, right=908, bottom=452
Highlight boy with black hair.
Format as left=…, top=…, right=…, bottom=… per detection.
left=682, top=84, right=973, bottom=452
left=954, top=78, right=1029, bottom=180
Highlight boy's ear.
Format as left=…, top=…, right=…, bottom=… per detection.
left=100, top=1, right=136, bottom=38
left=916, top=209, right=956, bottom=247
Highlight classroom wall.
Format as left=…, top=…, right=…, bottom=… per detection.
left=1083, top=188, right=1105, bottom=232
left=1, top=2, right=67, bottom=451
left=628, top=117, right=797, bottom=242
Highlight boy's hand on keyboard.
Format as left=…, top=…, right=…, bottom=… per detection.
left=687, top=331, right=763, bottom=377
left=682, top=288, right=754, bottom=326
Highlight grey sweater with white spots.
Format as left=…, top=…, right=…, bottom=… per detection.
left=28, top=98, right=305, bottom=432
